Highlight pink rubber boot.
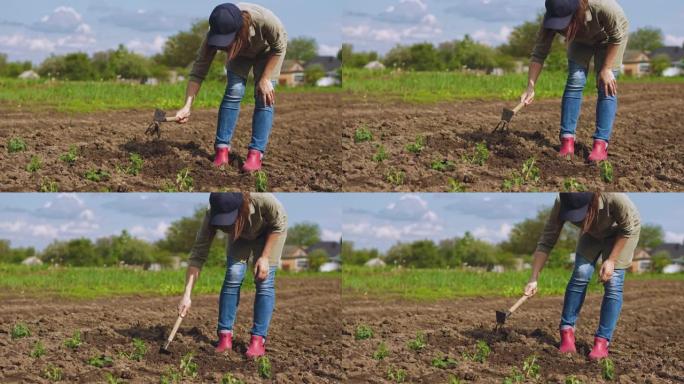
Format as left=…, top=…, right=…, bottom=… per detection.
left=245, top=335, right=266, bottom=358
left=242, top=149, right=263, bottom=173
left=559, top=135, right=575, bottom=160
left=588, top=337, right=610, bottom=360
left=587, top=140, right=608, bottom=162
left=215, top=331, right=233, bottom=353
left=213, top=147, right=230, bottom=167
left=559, top=327, right=577, bottom=353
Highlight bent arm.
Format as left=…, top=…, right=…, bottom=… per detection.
left=600, top=43, right=620, bottom=73
left=529, top=250, right=550, bottom=281
left=260, top=232, right=281, bottom=262
left=527, top=61, right=544, bottom=89
left=183, top=266, right=200, bottom=296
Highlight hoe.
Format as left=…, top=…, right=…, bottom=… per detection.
left=146, top=109, right=179, bottom=139
left=160, top=275, right=194, bottom=354
left=495, top=293, right=532, bottom=331
left=492, top=101, right=525, bottom=133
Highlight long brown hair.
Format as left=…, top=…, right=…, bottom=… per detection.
left=565, top=0, right=589, bottom=44
left=582, top=192, right=601, bottom=234
left=232, top=192, right=251, bottom=240
left=226, top=12, right=252, bottom=61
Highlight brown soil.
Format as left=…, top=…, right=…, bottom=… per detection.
left=342, top=83, right=684, bottom=191
left=0, top=277, right=342, bottom=383
left=0, top=93, right=341, bottom=192
left=343, top=280, right=684, bottom=383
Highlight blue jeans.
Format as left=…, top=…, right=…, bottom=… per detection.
left=560, top=254, right=626, bottom=341
left=560, top=60, right=619, bottom=142
left=216, top=71, right=277, bottom=153
left=217, top=257, right=277, bottom=338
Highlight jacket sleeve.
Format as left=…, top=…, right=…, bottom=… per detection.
left=263, top=17, right=287, bottom=55
left=596, top=0, right=629, bottom=45
left=188, top=35, right=218, bottom=84
left=610, top=194, right=640, bottom=238
left=530, top=26, right=556, bottom=65
left=262, top=195, right=288, bottom=234
left=535, top=197, right=564, bottom=254
left=188, top=209, right=217, bottom=269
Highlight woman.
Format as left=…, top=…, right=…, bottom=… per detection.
left=178, top=192, right=288, bottom=358
left=524, top=192, right=640, bottom=360
left=175, top=3, right=288, bottom=173
left=520, top=0, right=628, bottom=162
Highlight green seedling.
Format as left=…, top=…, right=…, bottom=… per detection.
left=600, top=161, right=614, bottom=183
left=503, top=368, right=524, bottom=384
left=448, top=178, right=466, bottom=192
left=563, top=178, right=587, bottom=192
left=256, top=356, right=272, bottom=379
left=175, top=168, right=193, bottom=192
left=87, top=355, right=114, bottom=368
left=179, top=352, right=198, bottom=378
left=431, top=354, right=457, bottom=369
left=354, top=324, right=373, bottom=340
left=354, top=126, right=373, bottom=143
left=11, top=322, right=30, bottom=339
left=431, top=159, right=455, bottom=172
left=565, top=376, right=584, bottom=384
left=255, top=171, right=268, bottom=192
left=601, top=358, right=615, bottom=381
left=503, top=157, right=541, bottom=191
left=43, top=364, right=63, bottom=381
left=64, top=330, right=82, bottom=349
left=405, top=135, right=425, bottom=154
left=372, top=341, right=389, bottom=360
left=386, top=366, right=407, bottom=383
left=462, top=340, right=490, bottom=363
left=160, top=369, right=182, bottom=384
left=40, top=179, right=59, bottom=192
left=522, top=355, right=541, bottom=380
left=26, top=156, right=42, bottom=173
left=462, top=141, right=490, bottom=166
left=85, top=169, right=110, bottom=182
left=105, top=372, right=125, bottom=384
left=59, top=146, right=78, bottom=166
left=449, top=376, right=463, bottom=384
left=30, top=341, right=45, bottom=358
left=120, top=338, right=146, bottom=361
left=8, top=137, right=28, bottom=153
left=406, top=332, right=426, bottom=351
left=372, top=144, right=388, bottom=162
left=127, top=153, right=143, bottom=176
left=386, top=169, right=405, bottom=185
left=221, top=373, right=245, bottom=384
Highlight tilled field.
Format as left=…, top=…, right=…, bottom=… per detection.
left=0, top=93, right=341, bottom=192
left=343, top=280, right=684, bottom=383
left=0, top=277, right=342, bottom=383
left=343, top=83, right=684, bottom=191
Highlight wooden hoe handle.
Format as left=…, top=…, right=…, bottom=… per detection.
left=509, top=294, right=531, bottom=314
left=512, top=102, right=526, bottom=114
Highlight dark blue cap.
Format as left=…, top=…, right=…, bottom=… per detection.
left=543, top=0, right=580, bottom=30
left=559, top=192, right=594, bottom=222
left=209, top=193, right=244, bottom=226
left=207, top=3, right=243, bottom=48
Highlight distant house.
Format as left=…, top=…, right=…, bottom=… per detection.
left=364, top=60, right=386, bottom=70
left=18, top=70, right=39, bottom=80
left=307, top=241, right=342, bottom=272
left=650, top=242, right=684, bottom=274
left=622, top=50, right=651, bottom=77
left=280, top=245, right=309, bottom=272
left=305, top=56, right=342, bottom=77
left=21, top=256, right=43, bottom=266
left=279, top=60, right=305, bottom=87
left=649, top=46, right=684, bottom=77
left=630, top=248, right=651, bottom=273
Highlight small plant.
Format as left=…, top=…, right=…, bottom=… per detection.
left=600, top=161, right=614, bottom=183
left=43, top=364, right=63, bottom=381
left=431, top=354, right=457, bottom=369
left=462, top=340, right=490, bottom=363
left=522, top=355, right=541, bottom=380
left=463, top=142, right=490, bottom=166
left=386, top=366, right=407, bottom=383
left=563, top=177, right=587, bottom=191
left=255, top=170, right=268, bottom=192
left=448, top=376, right=463, bottom=384
left=30, top=340, right=45, bottom=358
left=503, top=157, right=541, bottom=191
left=11, top=322, right=30, bottom=339
left=372, top=144, right=388, bottom=162
left=386, top=169, right=405, bottom=185
left=601, top=358, right=615, bottom=381
left=221, top=373, right=245, bottom=384
left=175, top=168, right=194, bottom=192
left=59, top=146, right=78, bottom=166
left=126, top=153, right=143, bottom=176
left=256, top=356, right=272, bottom=379
left=105, top=372, right=125, bottom=384
left=406, top=332, right=427, bottom=351
left=85, top=169, right=110, bottom=182
left=8, top=137, right=28, bottom=153
left=503, top=368, right=525, bottom=384
left=448, top=178, right=466, bottom=192
left=354, top=324, right=373, bottom=340
left=39, top=178, right=59, bottom=192
left=179, top=352, right=198, bottom=378
left=87, top=355, right=114, bottom=368
left=405, top=135, right=425, bottom=154
left=26, top=156, right=42, bottom=173
left=565, top=376, right=584, bottom=384
left=431, top=159, right=455, bottom=172
left=64, top=330, right=82, bottom=349
left=120, top=338, right=146, bottom=361
left=354, top=125, right=373, bottom=143
left=160, top=369, right=182, bottom=384
left=372, top=341, right=389, bottom=360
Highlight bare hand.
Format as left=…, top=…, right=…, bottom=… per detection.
left=254, top=257, right=270, bottom=282
left=599, top=69, right=617, bottom=97
left=175, top=106, right=191, bottom=124
left=524, top=280, right=538, bottom=296
left=256, top=79, right=275, bottom=107
left=178, top=295, right=191, bottom=317
left=600, top=260, right=615, bottom=283
left=520, top=86, right=536, bottom=106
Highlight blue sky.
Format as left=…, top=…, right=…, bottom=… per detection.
left=342, top=193, right=684, bottom=252
left=343, top=0, right=684, bottom=54
left=0, top=1, right=342, bottom=63
left=0, top=193, right=342, bottom=251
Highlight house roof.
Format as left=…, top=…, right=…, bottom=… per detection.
left=306, top=241, right=341, bottom=258
left=650, top=46, right=684, bottom=62
left=282, top=245, right=307, bottom=259
left=281, top=60, right=304, bottom=73
left=304, top=56, right=342, bottom=72
left=651, top=243, right=684, bottom=259
left=623, top=50, right=649, bottom=63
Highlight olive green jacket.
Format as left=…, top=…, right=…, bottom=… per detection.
left=188, top=193, right=288, bottom=269
left=531, top=0, right=629, bottom=70
left=536, top=193, right=640, bottom=269
left=189, top=2, right=288, bottom=83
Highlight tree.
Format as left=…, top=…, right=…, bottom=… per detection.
left=501, top=207, right=579, bottom=256
left=157, top=207, right=206, bottom=253
left=499, top=14, right=567, bottom=71
left=308, top=249, right=329, bottom=272
left=628, top=27, right=664, bottom=52
left=650, top=251, right=671, bottom=273
left=385, top=240, right=444, bottom=268
left=638, top=224, right=664, bottom=249
left=42, top=238, right=100, bottom=266
left=92, top=45, right=156, bottom=80
left=156, top=20, right=209, bottom=68
left=650, top=54, right=671, bottom=76
left=339, top=44, right=379, bottom=68
left=286, top=222, right=321, bottom=247
left=341, top=241, right=380, bottom=266
left=304, top=64, right=325, bottom=85
left=286, top=37, right=318, bottom=62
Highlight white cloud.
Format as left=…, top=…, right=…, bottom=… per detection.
left=79, top=209, right=95, bottom=221
left=130, top=221, right=170, bottom=241
left=319, top=44, right=340, bottom=56
left=665, top=231, right=684, bottom=244
left=472, top=26, right=513, bottom=46
left=59, top=221, right=99, bottom=235
left=34, top=6, right=91, bottom=35
left=444, top=0, right=539, bottom=23
left=378, top=0, right=429, bottom=23
left=0, top=34, right=56, bottom=51
left=378, top=194, right=439, bottom=222
left=0, top=221, right=59, bottom=238
left=472, top=223, right=513, bottom=243
left=126, top=35, right=167, bottom=55
left=343, top=221, right=443, bottom=241
left=664, top=34, right=684, bottom=47
left=322, top=228, right=342, bottom=242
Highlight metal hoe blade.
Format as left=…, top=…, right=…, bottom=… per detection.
left=145, top=109, right=167, bottom=139
left=492, top=107, right=515, bottom=133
